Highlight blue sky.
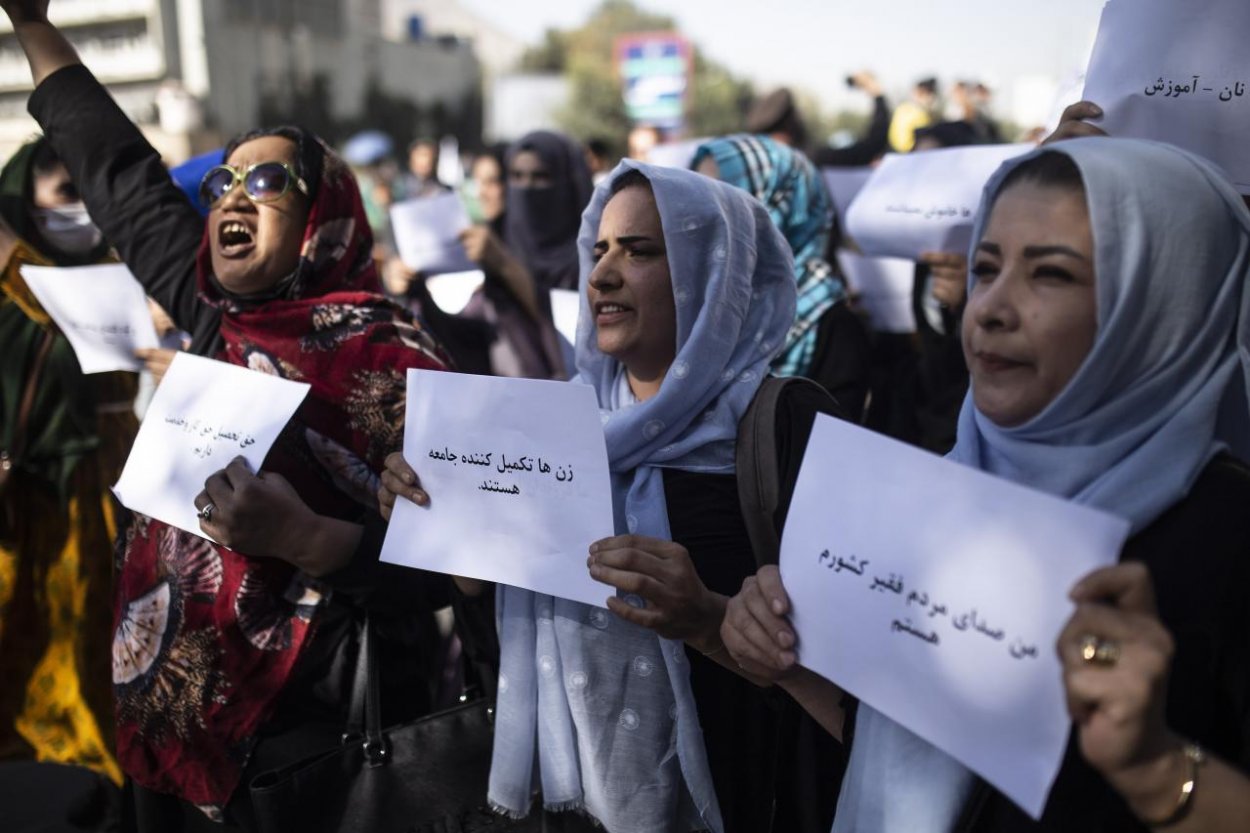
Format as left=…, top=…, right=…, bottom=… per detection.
left=460, top=0, right=1108, bottom=124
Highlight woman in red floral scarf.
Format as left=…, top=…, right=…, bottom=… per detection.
left=3, top=3, right=452, bottom=829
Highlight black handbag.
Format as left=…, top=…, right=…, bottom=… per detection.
left=249, top=616, right=509, bottom=833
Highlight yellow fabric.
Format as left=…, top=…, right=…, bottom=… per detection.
left=0, top=493, right=123, bottom=784
left=889, top=101, right=933, bottom=153
left=0, top=235, right=53, bottom=326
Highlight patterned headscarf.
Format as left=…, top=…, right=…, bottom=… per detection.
left=490, top=161, right=796, bottom=830
left=113, top=137, right=447, bottom=813
left=692, top=134, right=846, bottom=377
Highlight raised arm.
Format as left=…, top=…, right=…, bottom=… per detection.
left=4, top=1, right=214, bottom=344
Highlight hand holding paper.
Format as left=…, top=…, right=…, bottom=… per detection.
left=20, top=263, right=159, bottom=373
left=112, top=352, right=310, bottom=541
left=779, top=415, right=1131, bottom=818
left=379, top=371, right=614, bottom=607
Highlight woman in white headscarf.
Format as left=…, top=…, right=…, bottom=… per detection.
left=381, top=162, right=801, bottom=831
left=720, top=138, right=1250, bottom=832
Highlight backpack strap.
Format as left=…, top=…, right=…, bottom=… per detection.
left=736, top=375, right=849, bottom=569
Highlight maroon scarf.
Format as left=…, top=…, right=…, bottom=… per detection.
left=112, top=147, right=447, bottom=812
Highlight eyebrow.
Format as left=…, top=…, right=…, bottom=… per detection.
left=977, top=241, right=1090, bottom=262
left=593, top=234, right=660, bottom=250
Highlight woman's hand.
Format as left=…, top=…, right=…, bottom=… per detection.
left=720, top=565, right=798, bottom=683
left=377, top=451, right=429, bottom=522
left=588, top=535, right=725, bottom=650
left=459, top=225, right=507, bottom=273
left=1042, top=101, right=1108, bottom=145
left=194, top=456, right=359, bottom=576
left=133, top=347, right=177, bottom=385
left=919, top=251, right=968, bottom=309
left=1059, top=562, right=1184, bottom=819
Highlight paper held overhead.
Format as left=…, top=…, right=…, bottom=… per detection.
left=390, top=192, right=475, bottom=275
left=844, top=144, right=1032, bottom=261
left=20, top=263, right=159, bottom=374
left=779, top=415, right=1130, bottom=819
left=1082, top=0, right=1250, bottom=193
left=112, top=352, right=310, bottom=541
left=380, top=370, right=615, bottom=607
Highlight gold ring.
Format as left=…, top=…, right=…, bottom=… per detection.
left=1079, top=634, right=1120, bottom=666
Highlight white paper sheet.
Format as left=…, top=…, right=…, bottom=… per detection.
left=1082, top=0, right=1250, bottom=193
left=780, top=415, right=1130, bottom=819
left=380, top=370, right=614, bottom=607
left=390, top=192, right=475, bottom=275
left=646, top=137, right=710, bottom=170
left=820, top=167, right=873, bottom=228
left=424, top=269, right=485, bottom=315
left=549, top=287, right=581, bottom=346
left=20, top=264, right=159, bottom=373
left=845, top=144, right=1033, bottom=261
left=836, top=251, right=916, bottom=333
left=113, top=352, right=310, bottom=541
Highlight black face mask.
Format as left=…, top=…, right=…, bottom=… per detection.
left=508, top=186, right=577, bottom=247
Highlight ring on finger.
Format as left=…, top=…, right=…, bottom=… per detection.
left=198, top=502, right=216, bottom=522
left=1078, top=634, right=1120, bottom=666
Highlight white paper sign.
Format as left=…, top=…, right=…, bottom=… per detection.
left=380, top=370, right=614, bottom=607
left=780, top=415, right=1130, bottom=818
left=836, top=251, right=916, bottom=333
left=390, top=193, right=475, bottom=275
left=113, top=352, right=310, bottom=540
left=820, top=166, right=873, bottom=228
left=425, top=269, right=485, bottom=315
left=549, top=288, right=581, bottom=346
left=845, top=144, right=1033, bottom=260
left=1082, top=0, right=1250, bottom=193
left=20, top=264, right=159, bottom=373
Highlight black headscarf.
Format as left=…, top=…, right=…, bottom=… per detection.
left=503, top=131, right=593, bottom=292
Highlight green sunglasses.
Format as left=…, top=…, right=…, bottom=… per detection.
left=199, top=161, right=309, bottom=208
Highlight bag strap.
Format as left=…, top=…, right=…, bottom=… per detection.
left=1, top=329, right=56, bottom=480
left=346, top=613, right=391, bottom=766
left=735, top=376, right=790, bottom=568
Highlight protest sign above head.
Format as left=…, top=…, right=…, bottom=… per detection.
left=21, top=264, right=159, bottom=374
left=1082, top=0, right=1250, bottom=194
left=844, top=144, right=1033, bottom=261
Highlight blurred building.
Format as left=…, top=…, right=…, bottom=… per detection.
left=382, top=0, right=525, bottom=78
left=0, top=0, right=482, bottom=164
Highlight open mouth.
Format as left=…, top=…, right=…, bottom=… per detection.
left=217, top=219, right=255, bottom=257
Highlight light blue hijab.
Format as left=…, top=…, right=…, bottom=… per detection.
left=835, top=138, right=1250, bottom=831
left=490, top=161, right=797, bottom=830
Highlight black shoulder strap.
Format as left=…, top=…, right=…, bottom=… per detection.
left=736, top=375, right=848, bottom=569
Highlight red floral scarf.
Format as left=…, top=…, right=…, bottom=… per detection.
left=112, top=146, right=447, bottom=812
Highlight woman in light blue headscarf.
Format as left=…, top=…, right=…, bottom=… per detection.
left=719, top=137, right=1250, bottom=832
left=381, top=161, right=800, bottom=831
left=692, top=135, right=871, bottom=420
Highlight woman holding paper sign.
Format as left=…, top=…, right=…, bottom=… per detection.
left=1, top=3, right=458, bottom=829
left=380, top=163, right=814, bottom=831
left=722, top=139, right=1250, bottom=831
left=0, top=136, right=136, bottom=793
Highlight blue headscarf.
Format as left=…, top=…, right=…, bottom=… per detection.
left=836, top=137, right=1250, bottom=831
left=692, top=134, right=846, bottom=378
left=489, top=161, right=796, bottom=830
